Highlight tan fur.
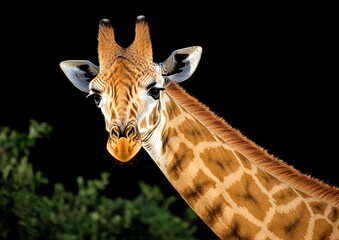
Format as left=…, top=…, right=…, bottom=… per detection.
left=166, top=82, right=339, bottom=206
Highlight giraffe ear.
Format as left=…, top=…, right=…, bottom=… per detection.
left=159, top=46, right=202, bottom=83
left=59, top=60, right=99, bottom=93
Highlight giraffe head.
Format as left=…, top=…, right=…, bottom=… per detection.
left=60, top=15, right=202, bottom=162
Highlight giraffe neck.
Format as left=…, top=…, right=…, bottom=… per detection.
left=141, top=83, right=339, bottom=239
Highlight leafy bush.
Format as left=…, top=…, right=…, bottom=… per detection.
left=0, top=119, right=198, bottom=240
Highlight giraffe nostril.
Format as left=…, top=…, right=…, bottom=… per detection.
left=126, top=125, right=136, bottom=138
left=111, top=127, right=120, bottom=139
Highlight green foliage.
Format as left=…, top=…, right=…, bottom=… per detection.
left=0, top=120, right=198, bottom=240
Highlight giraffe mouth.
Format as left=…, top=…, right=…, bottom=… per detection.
left=107, top=137, right=142, bottom=162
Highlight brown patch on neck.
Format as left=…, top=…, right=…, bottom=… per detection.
left=222, top=213, right=261, bottom=239
left=268, top=202, right=310, bottom=239
left=178, top=118, right=216, bottom=145
left=182, top=169, right=217, bottom=207
left=200, top=146, right=241, bottom=182
left=167, top=142, right=194, bottom=180
left=166, top=83, right=339, bottom=206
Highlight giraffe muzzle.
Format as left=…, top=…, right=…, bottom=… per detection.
left=107, top=123, right=142, bottom=162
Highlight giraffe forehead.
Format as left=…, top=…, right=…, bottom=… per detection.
left=94, top=57, right=157, bottom=91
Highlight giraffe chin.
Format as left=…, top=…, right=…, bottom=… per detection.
left=107, top=137, right=142, bottom=162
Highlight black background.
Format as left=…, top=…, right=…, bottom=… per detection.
left=1, top=2, right=337, bottom=239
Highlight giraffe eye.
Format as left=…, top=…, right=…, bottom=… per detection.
left=86, top=93, right=102, bottom=106
left=148, top=87, right=164, bottom=100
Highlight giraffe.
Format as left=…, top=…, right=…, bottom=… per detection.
left=59, top=15, right=339, bottom=239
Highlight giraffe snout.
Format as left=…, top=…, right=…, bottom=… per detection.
left=107, top=121, right=142, bottom=162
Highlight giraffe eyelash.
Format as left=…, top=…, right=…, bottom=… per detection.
left=148, top=87, right=165, bottom=100
left=86, top=93, right=102, bottom=106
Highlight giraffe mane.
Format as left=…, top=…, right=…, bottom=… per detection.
left=166, top=82, right=339, bottom=206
